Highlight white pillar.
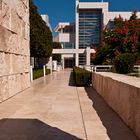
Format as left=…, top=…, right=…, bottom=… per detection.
left=86, top=47, right=90, bottom=66
left=75, top=0, right=79, bottom=67
left=30, top=66, right=33, bottom=82
left=61, top=43, right=64, bottom=49
left=50, top=56, right=53, bottom=74
left=75, top=53, right=79, bottom=66
left=43, top=65, right=46, bottom=77
left=76, top=0, right=79, bottom=50
left=62, top=56, right=64, bottom=69
left=138, top=66, right=140, bottom=76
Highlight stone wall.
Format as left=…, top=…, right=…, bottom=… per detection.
left=92, top=72, right=140, bottom=139
left=0, top=0, right=30, bottom=102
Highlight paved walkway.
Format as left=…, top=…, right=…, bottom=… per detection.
left=0, top=70, right=138, bottom=140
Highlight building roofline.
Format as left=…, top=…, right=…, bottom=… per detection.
left=54, top=22, right=75, bottom=32
left=78, top=2, right=109, bottom=10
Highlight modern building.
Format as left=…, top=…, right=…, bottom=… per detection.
left=41, top=14, right=52, bottom=32
left=53, top=22, right=76, bottom=68
left=53, top=0, right=140, bottom=68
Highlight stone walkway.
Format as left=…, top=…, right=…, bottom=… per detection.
left=0, top=70, right=138, bottom=140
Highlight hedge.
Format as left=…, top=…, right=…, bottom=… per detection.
left=33, top=68, right=50, bottom=80
left=73, top=66, right=92, bottom=86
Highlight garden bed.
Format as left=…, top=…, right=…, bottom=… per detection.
left=33, top=69, right=50, bottom=80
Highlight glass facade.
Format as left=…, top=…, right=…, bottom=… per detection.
left=79, top=9, right=102, bottom=65
left=79, top=9, right=102, bottom=48
left=63, top=28, right=74, bottom=33
left=79, top=54, right=86, bottom=65
left=62, top=42, right=75, bottom=49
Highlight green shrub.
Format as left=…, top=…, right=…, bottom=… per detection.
left=33, top=68, right=50, bottom=80
left=73, top=66, right=91, bottom=86
left=113, top=53, right=135, bottom=74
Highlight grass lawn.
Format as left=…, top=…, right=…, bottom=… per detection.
left=33, top=68, right=50, bottom=80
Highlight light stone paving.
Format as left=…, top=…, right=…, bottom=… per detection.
left=0, top=70, right=138, bottom=140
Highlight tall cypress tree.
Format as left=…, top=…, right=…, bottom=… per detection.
left=29, top=0, right=52, bottom=67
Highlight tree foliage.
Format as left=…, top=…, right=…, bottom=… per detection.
left=29, top=0, right=52, bottom=58
left=93, top=11, right=140, bottom=65
left=113, top=53, right=135, bottom=74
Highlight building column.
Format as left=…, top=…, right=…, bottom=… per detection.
left=86, top=47, right=90, bottom=66
left=75, top=0, right=79, bottom=67
left=76, top=0, right=79, bottom=50
left=75, top=53, right=79, bottom=66
left=47, top=56, right=52, bottom=73
left=61, top=56, right=64, bottom=69
left=61, top=43, right=64, bottom=49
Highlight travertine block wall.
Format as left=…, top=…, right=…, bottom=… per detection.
left=0, top=0, right=30, bottom=102
left=92, top=72, right=140, bottom=139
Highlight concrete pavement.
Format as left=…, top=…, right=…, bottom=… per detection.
left=0, top=70, right=138, bottom=140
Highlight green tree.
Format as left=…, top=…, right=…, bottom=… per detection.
left=129, top=10, right=138, bottom=21
left=29, top=0, right=52, bottom=67
left=52, top=42, right=62, bottom=62
left=113, top=53, right=135, bottom=74
left=92, top=45, right=111, bottom=65
left=93, top=11, right=140, bottom=65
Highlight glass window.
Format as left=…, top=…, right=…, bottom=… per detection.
left=79, top=9, right=102, bottom=49
left=78, top=9, right=102, bottom=65
left=62, top=42, right=75, bottom=49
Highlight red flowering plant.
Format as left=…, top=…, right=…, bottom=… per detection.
left=93, top=11, right=140, bottom=65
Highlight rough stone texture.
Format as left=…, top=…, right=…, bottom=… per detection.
left=92, top=72, right=140, bottom=139
left=0, top=0, right=30, bottom=103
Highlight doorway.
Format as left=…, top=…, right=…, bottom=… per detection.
left=64, top=58, right=75, bottom=68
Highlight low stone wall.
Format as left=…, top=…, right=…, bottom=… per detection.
left=92, top=72, right=140, bottom=139
left=0, top=0, right=30, bottom=102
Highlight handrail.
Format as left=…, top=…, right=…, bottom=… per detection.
left=94, top=65, right=112, bottom=72
left=82, top=65, right=140, bottom=73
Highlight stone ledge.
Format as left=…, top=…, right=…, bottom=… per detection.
left=92, top=72, right=140, bottom=139
left=97, top=72, right=140, bottom=88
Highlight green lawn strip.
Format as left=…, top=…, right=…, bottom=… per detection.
left=33, top=69, right=50, bottom=80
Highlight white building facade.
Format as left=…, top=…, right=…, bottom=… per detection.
left=41, top=14, right=52, bottom=32
left=53, top=23, right=75, bottom=68
left=53, top=0, right=140, bottom=68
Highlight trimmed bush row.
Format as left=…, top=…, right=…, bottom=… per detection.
left=73, top=66, right=92, bottom=86
left=33, top=69, right=50, bottom=80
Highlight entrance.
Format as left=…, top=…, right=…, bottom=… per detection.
left=64, top=58, right=75, bottom=68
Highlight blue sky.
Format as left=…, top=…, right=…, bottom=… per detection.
left=33, top=0, right=140, bottom=33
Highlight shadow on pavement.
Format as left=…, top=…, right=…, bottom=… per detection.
left=0, top=118, right=83, bottom=140
left=85, top=87, right=138, bottom=140
left=69, top=72, right=76, bottom=86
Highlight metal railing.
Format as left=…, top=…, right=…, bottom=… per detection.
left=134, top=65, right=140, bottom=73
left=93, top=65, right=112, bottom=72
left=81, top=65, right=140, bottom=72
left=80, top=65, right=113, bottom=72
